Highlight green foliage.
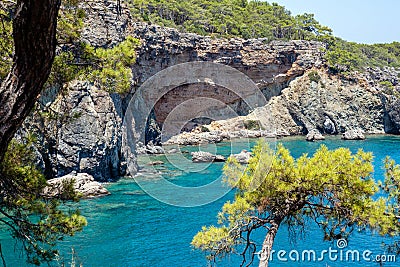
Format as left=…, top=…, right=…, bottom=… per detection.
left=0, top=138, right=87, bottom=265
left=88, top=36, right=140, bottom=93
left=325, top=38, right=400, bottom=73
left=57, top=2, right=86, bottom=43
left=308, top=71, right=321, bottom=83
left=192, top=141, right=395, bottom=264
left=49, top=36, right=140, bottom=93
left=1, top=1, right=139, bottom=94
left=380, top=80, right=394, bottom=89
left=130, top=0, right=332, bottom=40
left=199, top=125, right=210, bottom=133
left=379, top=80, right=399, bottom=96
left=243, top=120, right=262, bottom=130
left=324, top=40, right=364, bottom=74
left=379, top=158, right=400, bottom=253
left=380, top=158, right=400, bottom=231
left=0, top=8, right=13, bottom=79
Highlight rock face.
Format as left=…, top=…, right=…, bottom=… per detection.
left=129, top=23, right=325, bottom=142
left=306, top=129, right=325, bottom=142
left=191, top=152, right=226, bottom=163
left=44, top=173, right=110, bottom=198
left=255, top=70, right=386, bottom=136
left=131, top=23, right=325, bottom=92
left=21, top=81, right=136, bottom=182
left=342, top=129, right=366, bottom=140
left=383, top=95, right=400, bottom=134
left=80, top=0, right=132, bottom=47
left=163, top=129, right=276, bottom=145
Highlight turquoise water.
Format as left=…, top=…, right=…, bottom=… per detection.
left=1, top=136, right=400, bottom=266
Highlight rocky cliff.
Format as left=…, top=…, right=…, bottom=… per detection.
left=18, top=81, right=136, bottom=182
left=17, top=0, right=400, bottom=181
left=130, top=22, right=325, bottom=136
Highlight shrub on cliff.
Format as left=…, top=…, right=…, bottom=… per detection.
left=308, top=71, right=322, bottom=83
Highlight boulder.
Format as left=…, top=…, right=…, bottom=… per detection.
left=136, top=142, right=165, bottom=154
left=342, top=129, right=366, bottom=140
left=145, top=143, right=165, bottom=154
left=231, top=150, right=252, bottom=164
left=306, top=129, right=325, bottom=142
left=191, top=151, right=226, bottom=163
left=44, top=173, right=110, bottom=199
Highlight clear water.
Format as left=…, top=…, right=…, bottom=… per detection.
left=1, top=136, right=400, bottom=267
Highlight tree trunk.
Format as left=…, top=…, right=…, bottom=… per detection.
left=0, top=0, right=61, bottom=161
left=258, top=218, right=283, bottom=267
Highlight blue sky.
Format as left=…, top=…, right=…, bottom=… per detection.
left=270, top=0, right=399, bottom=44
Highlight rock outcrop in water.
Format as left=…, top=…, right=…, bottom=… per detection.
left=342, top=129, right=366, bottom=140
left=306, top=129, right=325, bottom=142
left=231, top=150, right=252, bottom=164
left=44, top=173, right=110, bottom=198
left=191, top=152, right=226, bottom=163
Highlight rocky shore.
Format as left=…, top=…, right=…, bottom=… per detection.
left=44, top=173, right=110, bottom=198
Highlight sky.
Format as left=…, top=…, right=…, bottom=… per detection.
left=270, top=0, right=400, bottom=44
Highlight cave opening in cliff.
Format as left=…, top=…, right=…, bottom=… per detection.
left=144, top=82, right=251, bottom=145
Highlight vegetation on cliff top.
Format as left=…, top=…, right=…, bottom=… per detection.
left=130, top=0, right=400, bottom=73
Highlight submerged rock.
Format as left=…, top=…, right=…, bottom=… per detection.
left=44, top=173, right=110, bottom=198
left=191, top=151, right=226, bottom=163
left=342, top=129, right=366, bottom=140
left=147, top=161, right=164, bottom=166
left=306, top=129, right=325, bottom=142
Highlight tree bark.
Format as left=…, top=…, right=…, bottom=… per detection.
left=0, top=0, right=61, bottom=161
left=258, top=218, right=283, bottom=267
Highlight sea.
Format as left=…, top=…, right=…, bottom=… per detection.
left=1, top=135, right=400, bottom=267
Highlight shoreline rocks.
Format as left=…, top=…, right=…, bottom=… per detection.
left=163, top=130, right=276, bottom=146
left=231, top=150, right=252, bottom=164
left=44, top=173, right=110, bottom=199
left=191, top=152, right=226, bottom=163
left=342, top=129, right=366, bottom=140
left=306, top=129, right=325, bottom=142
left=136, top=142, right=165, bottom=155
